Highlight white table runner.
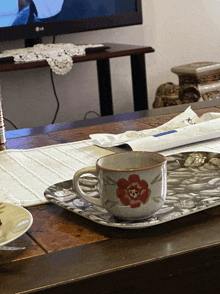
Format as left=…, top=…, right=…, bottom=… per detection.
left=0, top=140, right=115, bottom=207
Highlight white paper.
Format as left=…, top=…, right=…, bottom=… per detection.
left=90, top=106, right=220, bottom=152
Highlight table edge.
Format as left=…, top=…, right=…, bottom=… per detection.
left=5, top=99, right=220, bottom=140
left=1, top=237, right=220, bottom=294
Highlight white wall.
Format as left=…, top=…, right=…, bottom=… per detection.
left=143, top=0, right=220, bottom=101
left=1, top=0, right=220, bottom=130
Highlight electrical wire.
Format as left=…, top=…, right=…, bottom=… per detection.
left=84, top=111, right=100, bottom=119
left=4, top=117, right=18, bottom=129
left=50, top=35, right=60, bottom=124
left=3, top=68, right=60, bottom=128
left=50, top=68, right=60, bottom=124
left=2, top=36, right=59, bottom=129
left=50, top=35, right=100, bottom=123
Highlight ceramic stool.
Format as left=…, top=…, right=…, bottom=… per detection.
left=171, top=62, right=220, bottom=101
left=153, top=82, right=200, bottom=108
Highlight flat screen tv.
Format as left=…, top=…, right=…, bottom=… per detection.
left=0, top=0, right=143, bottom=47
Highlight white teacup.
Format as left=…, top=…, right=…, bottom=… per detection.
left=73, top=151, right=167, bottom=220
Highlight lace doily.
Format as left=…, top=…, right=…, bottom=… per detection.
left=0, top=43, right=102, bottom=75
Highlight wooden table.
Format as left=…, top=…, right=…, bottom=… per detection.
left=0, top=43, right=155, bottom=116
left=1, top=100, right=220, bottom=294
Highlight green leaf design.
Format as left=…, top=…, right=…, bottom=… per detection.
left=104, top=176, right=117, bottom=186
left=104, top=199, right=118, bottom=208
left=151, top=172, right=162, bottom=185
left=152, top=196, right=164, bottom=203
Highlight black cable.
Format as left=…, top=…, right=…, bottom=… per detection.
left=84, top=111, right=100, bottom=119
left=4, top=117, right=18, bottom=129
left=50, top=35, right=60, bottom=124
left=50, top=68, right=60, bottom=124
left=50, top=36, right=100, bottom=123
left=2, top=36, right=59, bottom=129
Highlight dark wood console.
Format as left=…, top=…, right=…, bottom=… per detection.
left=0, top=43, right=154, bottom=116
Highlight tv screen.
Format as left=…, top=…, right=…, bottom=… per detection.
left=0, top=0, right=142, bottom=44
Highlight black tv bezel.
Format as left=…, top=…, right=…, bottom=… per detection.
left=0, top=0, right=143, bottom=43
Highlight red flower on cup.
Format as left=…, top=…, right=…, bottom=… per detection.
left=116, top=175, right=151, bottom=208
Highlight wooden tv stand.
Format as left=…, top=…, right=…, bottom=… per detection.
left=0, top=43, right=155, bottom=116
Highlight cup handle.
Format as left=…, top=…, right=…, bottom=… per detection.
left=73, top=166, right=103, bottom=207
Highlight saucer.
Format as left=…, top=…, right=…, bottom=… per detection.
left=44, top=151, right=220, bottom=229
left=0, top=202, right=33, bottom=246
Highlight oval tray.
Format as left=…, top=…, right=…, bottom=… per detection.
left=44, top=151, right=220, bottom=229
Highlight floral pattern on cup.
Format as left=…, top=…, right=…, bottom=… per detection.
left=116, top=175, right=151, bottom=209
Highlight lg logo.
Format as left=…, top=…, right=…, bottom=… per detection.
left=35, top=27, right=45, bottom=32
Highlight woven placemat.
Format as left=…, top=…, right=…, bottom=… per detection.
left=0, top=140, right=114, bottom=207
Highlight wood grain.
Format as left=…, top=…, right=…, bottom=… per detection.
left=0, top=234, right=45, bottom=266
left=139, top=107, right=220, bottom=128
left=46, top=120, right=152, bottom=143
left=1, top=207, right=220, bottom=293
left=6, top=134, right=58, bottom=149
left=27, top=204, right=124, bottom=253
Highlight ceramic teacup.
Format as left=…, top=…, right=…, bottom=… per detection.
left=73, top=151, right=167, bottom=220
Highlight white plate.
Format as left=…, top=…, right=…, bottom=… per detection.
left=44, top=151, right=220, bottom=229
left=0, top=202, right=33, bottom=246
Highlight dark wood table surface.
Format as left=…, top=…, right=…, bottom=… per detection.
left=1, top=100, right=220, bottom=294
